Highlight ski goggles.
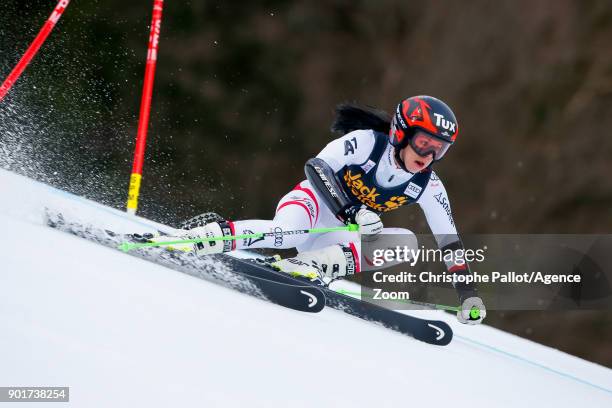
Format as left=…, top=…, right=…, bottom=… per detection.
left=409, top=130, right=452, bottom=160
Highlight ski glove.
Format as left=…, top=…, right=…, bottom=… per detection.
left=457, top=296, right=486, bottom=325
left=349, top=208, right=383, bottom=236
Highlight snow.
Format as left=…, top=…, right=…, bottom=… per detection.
left=0, top=168, right=611, bottom=407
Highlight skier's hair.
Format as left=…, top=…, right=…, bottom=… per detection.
left=330, top=102, right=392, bottom=136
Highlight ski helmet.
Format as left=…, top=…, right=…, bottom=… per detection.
left=389, top=95, right=459, bottom=160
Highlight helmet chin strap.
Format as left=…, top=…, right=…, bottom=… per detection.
left=394, top=146, right=410, bottom=172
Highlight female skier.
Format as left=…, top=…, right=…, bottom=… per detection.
left=156, top=95, right=486, bottom=325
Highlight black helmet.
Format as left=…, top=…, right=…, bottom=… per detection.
left=389, top=95, right=458, bottom=160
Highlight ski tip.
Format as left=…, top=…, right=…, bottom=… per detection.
left=424, top=321, right=453, bottom=346
left=297, top=288, right=326, bottom=313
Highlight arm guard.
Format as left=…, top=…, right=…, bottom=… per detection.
left=304, top=158, right=353, bottom=222
left=441, top=239, right=479, bottom=301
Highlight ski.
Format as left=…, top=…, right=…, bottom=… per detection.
left=229, top=258, right=453, bottom=346
left=44, top=210, right=325, bottom=313
left=44, top=210, right=452, bottom=345
left=212, top=257, right=325, bottom=313
left=176, top=213, right=452, bottom=345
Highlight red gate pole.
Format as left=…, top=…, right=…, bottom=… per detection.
left=0, top=0, right=71, bottom=102
left=126, top=0, right=165, bottom=215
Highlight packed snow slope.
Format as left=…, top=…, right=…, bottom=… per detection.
left=0, top=168, right=611, bottom=407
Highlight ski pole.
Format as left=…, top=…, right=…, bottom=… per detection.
left=335, top=288, right=461, bottom=312
left=126, top=0, right=165, bottom=215
left=0, top=0, right=71, bottom=102
left=119, top=224, right=360, bottom=252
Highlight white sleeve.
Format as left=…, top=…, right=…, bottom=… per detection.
left=417, top=172, right=460, bottom=249
left=420, top=173, right=475, bottom=288
left=316, top=129, right=376, bottom=172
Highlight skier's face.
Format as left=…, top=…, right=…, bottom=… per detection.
left=401, top=144, right=434, bottom=172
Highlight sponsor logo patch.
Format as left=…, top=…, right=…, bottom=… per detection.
left=428, top=171, right=440, bottom=187
left=433, top=191, right=455, bottom=226
left=433, top=112, right=456, bottom=133
left=242, top=229, right=265, bottom=247
left=404, top=182, right=423, bottom=199
left=342, top=246, right=356, bottom=276
left=361, top=160, right=376, bottom=174
left=315, top=166, right=339, bottom=198
left=343, top=170, right=408, bottom=212
left=273, top=227, right=284, bottom=247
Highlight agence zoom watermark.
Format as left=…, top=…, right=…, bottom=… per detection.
left=359, top=234, right=612, bottom=310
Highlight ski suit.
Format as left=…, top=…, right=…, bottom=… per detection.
left=229, top=129, right=463, bottom=273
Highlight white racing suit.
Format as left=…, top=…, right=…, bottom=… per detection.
left=179, top=129, right=485, bottom=323
left=228, top=129, right=462, bottom=275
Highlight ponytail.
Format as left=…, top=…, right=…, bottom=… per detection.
left=330, top=103, right=392, bottom=136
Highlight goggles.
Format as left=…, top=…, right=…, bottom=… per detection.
left=408, top=130, right=452, bottom=160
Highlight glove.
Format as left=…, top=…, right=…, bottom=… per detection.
left=345, top=207, right=383, bottom=236
left=457, top=296, right=486, bottom=325
left=148, top=222, right=227, bottom=255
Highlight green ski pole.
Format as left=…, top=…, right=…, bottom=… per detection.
left=119, top=224, right=360, bottom=252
